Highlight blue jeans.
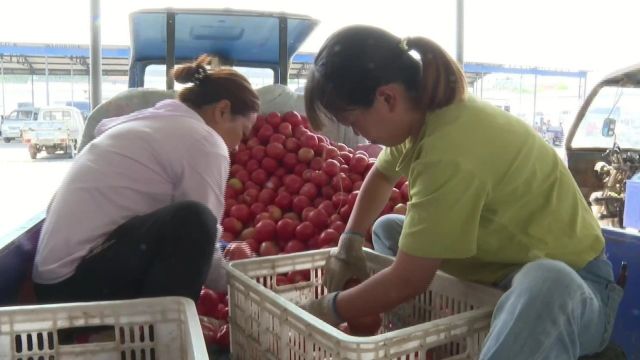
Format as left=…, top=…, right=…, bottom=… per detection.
left=372, top=214, right=624, bottom=359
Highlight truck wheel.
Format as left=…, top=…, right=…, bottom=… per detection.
left=29, top=145, right=38, bottom=160
left=3, top=137, right=11, bottom=143
left=66, top=144, right=76, bottom=159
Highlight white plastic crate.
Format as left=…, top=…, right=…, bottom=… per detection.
left=225, top=249, right=504, bottom=360
left=0, top=296, right=208, bottom=360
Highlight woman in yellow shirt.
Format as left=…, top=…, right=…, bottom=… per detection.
left=303, top=25, right=622, bottom=359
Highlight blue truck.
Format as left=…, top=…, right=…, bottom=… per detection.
left=0, top=7, right=638, bottom=359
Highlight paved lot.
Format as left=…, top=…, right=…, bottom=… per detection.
left=0, top=142, right=72, bottom=239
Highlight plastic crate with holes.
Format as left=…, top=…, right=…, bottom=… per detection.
left=0, top=296, right=208, bottom=360
left=225, top=248, right=504, bottom=360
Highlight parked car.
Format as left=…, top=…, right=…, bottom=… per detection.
left=1, top=107, right=39, bottom=143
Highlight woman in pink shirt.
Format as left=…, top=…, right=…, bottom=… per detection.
left=33, top=55, right=258, bottom=303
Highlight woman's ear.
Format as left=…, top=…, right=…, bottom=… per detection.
left=215, top=100, right=232, bottom=120
left=205, top=100, right=232, bottom=125
left=375, top=84, right=398, bottom=112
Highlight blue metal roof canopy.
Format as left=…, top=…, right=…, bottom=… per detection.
left=0, top=43, right=128, bottom=58
left=127, top=8, right=319, bottom=88
left=463, top=63, right=587, bottom=78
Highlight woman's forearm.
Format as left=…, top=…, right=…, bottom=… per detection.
left=345, top=165, right=395, bottom=235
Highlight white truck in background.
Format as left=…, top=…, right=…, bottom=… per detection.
left=21, top=106, right=85, bottom=159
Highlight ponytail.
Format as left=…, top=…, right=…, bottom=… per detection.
left=404, top=37, right=467, bottom=112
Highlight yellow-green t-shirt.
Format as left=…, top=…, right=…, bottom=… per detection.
left=376, top=96, right=604, bottom=285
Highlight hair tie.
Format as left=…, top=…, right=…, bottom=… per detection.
left=193, top=65, right=208, bottom=85
left=399, top=38, right=410, bottom=52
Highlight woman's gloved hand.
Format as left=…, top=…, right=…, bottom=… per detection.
left=322, top=232, right=369, bottom=292
left=301, top=292, right=343, bottom=326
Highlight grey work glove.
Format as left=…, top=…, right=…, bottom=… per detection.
left=301, top=292, right=343, bottom=327
left=322, top=233, right=369, bottom=292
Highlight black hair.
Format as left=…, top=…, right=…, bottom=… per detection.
left=305, top=25, right=466, bottom=130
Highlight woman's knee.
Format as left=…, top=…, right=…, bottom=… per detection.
left=512, top=259, right=587, bottom=299
left=171, top=200, right=216, bottom=225
left=372, top=214, right=404, bottom=240
left=168, top=201, right=218, bottom=245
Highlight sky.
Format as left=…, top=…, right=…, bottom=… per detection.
left=0, top=0, right=639, bottom=81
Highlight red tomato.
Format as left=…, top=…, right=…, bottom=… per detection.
left=349, top=154, right=369, bottom=174
left=244, top=238, right=259, bottom=253
left=274, top=192, right=292, bottom=211
left=282, top=152, right=298, bottom=170
left=266, top=142, right=286, bottom=160
left=283, top=175, right=304, bottom=194
left=318, top=229, right=339, bottom=247
left=301, top=207, right=315, bottom=222
left=292, top=195, right=311, bottom=214
left=284, top=137, right=301, bottom=153
left=265, top=112, right=281, bottom=127
left=257, top=124, right=275, bottom=144
left=332, top=173, right=353, bottom=193
left=324, top=147, right=340, bottom=160
left=196, top=288, right=220, bottom=317
left=283, top=212, right=300, bottom=222
left=329, top=221, right=346, bottom=234
left=321, top=185, right=335, bottom=200
left=318, top=200, right=335, bottom=216
left=302, top=168, right=315, bottom=182
left=389, top=188, right=402, bottom=205
left=276, top=218, right=298, bottom=241
left=400, top=182, right=410, bottom=202
left=310, top=157, right=324, bottom=170
left=298, top=147, right=315, bottom=163
left=299, top=183, right=319, bottom=200
left=308, top=208, right=329, bottom=228
left=238, top=227, right=255, bottom=241
left=287, top=270, right=311, bottom=283
left=276, top=275, right=291, bottom=286
left=259, top=241, right=281, bottom=257
left=284, top=240, right=306, bottom=253
left=332, top=192, right=349, bottom=208
left=229, top=204, right=251, bottom=224
left=254, top=219, right=277, bottom=243
left=269, top=134, right=286, bottom=146
left=278, top=122, right=293, bottom=137
left=250, top=203, right=266, bottom=216
left=266, top=205, right=282, bottom=221
left=213, top=303, right=229, bottom=321
left=300, top=133, right=319, bottom=149
left=261, top=157, right=279, bottom=174
left=254, top=212, right=272, bottom=225
left=323, top=159, right=340, bottom=177
left=283, top=111, right=303, bottom=127
left=223, top=241, right=256, bottom=261
left=222, top=217, right=243, bottom=235
left=295, top=221, right=316, bottom=241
